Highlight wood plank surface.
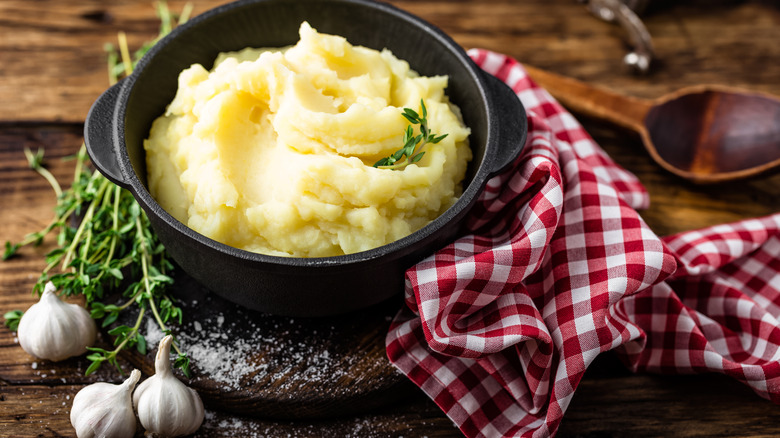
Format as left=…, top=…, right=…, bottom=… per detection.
left=2, top=0, right=780, bottom=437
left=2, top=0, right=780, bottom=122
left=115, top=275, right=416, bottom=420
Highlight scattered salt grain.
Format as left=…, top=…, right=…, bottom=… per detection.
left=129, top=289, right=384, bottom=401
left=144, top=318, right=165, bottom=347
left=195, top=410, right=422, bottom=438
left=31, top=362, right=37, bottom=370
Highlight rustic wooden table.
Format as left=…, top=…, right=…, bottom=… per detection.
left=2, top=0, right=780, bottom=436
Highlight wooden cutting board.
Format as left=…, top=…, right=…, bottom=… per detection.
left=116, top=272, right=417, bottom=420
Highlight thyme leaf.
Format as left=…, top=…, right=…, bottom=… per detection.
left=3, top=310, right=23, bottom=332
left=373, top=99, right=449, bottom=170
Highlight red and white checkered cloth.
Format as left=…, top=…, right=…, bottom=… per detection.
left=386, top=49, right=780, bottom=438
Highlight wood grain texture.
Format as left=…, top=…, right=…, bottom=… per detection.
left=2, top=0, right=780, bottom=437
left=2, top=0, right=780, bottom=122
left=523, top=64, right=654, bottom=132
left=0, top=385, right=461, bottom=438
left=559, top=354, right=780, bottom=437
left=116, top=275, right=414, bottom=420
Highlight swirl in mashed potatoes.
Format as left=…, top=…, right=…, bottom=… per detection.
left=144, top=22, right=471, bottom=257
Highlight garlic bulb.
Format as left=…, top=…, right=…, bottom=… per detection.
left=70, top=369, right=141, bottom=438
left=17, top=281, right=97, bottom=361
left=133, top=335, right=204, bottom=437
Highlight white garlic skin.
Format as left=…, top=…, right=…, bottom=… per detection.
left=133, top=335, right=204, bottom=437
left=17, top=281, right=97, bottom=361
left=70, top=369, right=141, bottom=438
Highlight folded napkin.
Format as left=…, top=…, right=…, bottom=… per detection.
left=386, top=49, right=780, bottom=438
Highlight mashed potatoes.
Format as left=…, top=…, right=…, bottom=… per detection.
left=144, top=22, right=471, bottom=257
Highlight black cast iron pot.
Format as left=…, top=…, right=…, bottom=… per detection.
left=84, top=0, right=527, bottom=316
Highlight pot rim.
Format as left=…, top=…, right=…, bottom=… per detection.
left=111, top=0, right=501, bottom=268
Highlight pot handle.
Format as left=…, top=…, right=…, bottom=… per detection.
left=84, top=81, right=128, bottom=187
left=483, top=72, right=528, bottom=177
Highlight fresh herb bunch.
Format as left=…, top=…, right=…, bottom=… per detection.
left=373, top=100, right=449, bottom=170
left=2, top=1, right=192, bottom=378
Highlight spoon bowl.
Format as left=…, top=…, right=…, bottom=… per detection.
left=524, top=65, right=780, bottom=183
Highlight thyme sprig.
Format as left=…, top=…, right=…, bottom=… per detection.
left=2, top=1, right=192, bottom=378
left=2, top=148, right=64, bottom=261
left=373, top=100, right=448, bottom=170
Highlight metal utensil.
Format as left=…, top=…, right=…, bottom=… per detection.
left=583, top=0, right=654, bottom=73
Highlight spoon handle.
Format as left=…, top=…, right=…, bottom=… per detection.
left=523, top=65, right=652, bottom=133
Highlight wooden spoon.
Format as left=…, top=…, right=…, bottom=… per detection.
left=523, top=65, right=780, bottom=183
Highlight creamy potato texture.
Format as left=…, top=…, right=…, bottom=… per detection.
left=144, top=23, right=471, bottom=257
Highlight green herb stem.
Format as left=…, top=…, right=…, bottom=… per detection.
left=24, top=148, right=63, bottom=198
left=105, top=184, right=121, bottom=264
left=157, top=1, right=172, bottom=37
left=117, top=31, right=133, bottom=78
left=16, top=217, right=59, bottom=248
left=61, top=178, right=111, bottom=270
left=178, top=3, right=193, bottom=25
left=118, top=291, right=143, bottom=311
left=119, top=309, right=146, bottom=352
left=86, top=308, right=146, bottom=376
left=107, top=44, right=119, bottom=86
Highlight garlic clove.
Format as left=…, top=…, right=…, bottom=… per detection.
left=70, top=368, right=141, bottom=438
left=133, top=335, right=204, bottom=437
left=17, top=281, right=97, bottom=361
